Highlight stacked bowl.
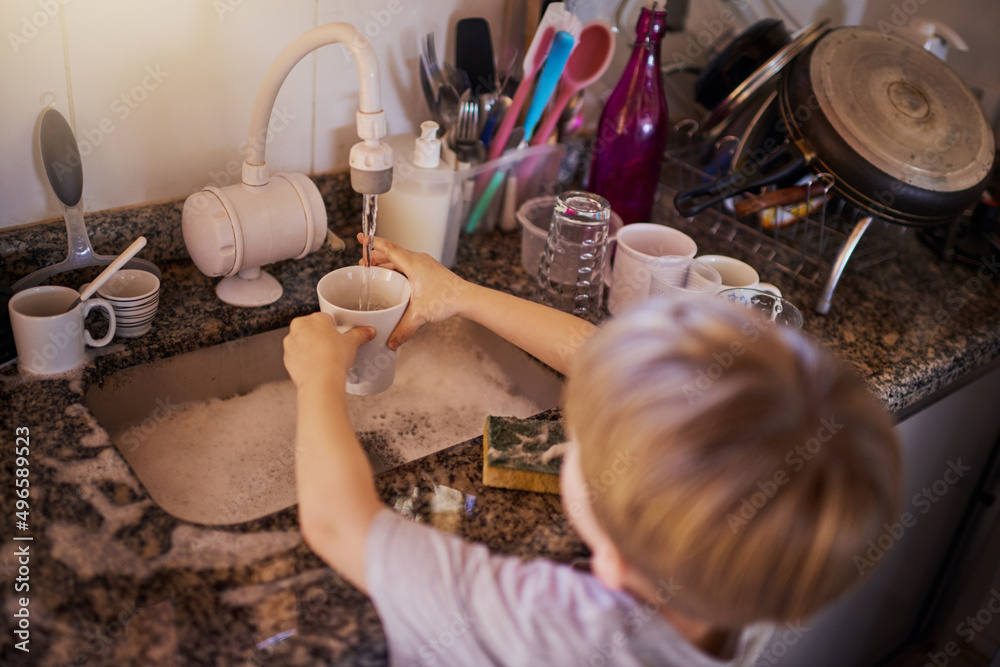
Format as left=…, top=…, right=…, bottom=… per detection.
left=93, top=269, right=160, bottom=337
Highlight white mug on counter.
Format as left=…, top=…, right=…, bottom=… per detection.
left=607, top=223, right=698, bottom=315
left=695, top=254, right=782, bottom=296
left=317, top=267, right=411, bottom=396
left=8, top=285, right=117, bottom=375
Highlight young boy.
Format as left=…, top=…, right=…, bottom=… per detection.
left=282, top=236, right=901, bottom=666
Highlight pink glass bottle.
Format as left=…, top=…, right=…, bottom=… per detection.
left=588, top=6, right=669, bottom=225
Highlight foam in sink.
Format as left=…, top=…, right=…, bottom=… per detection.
left=99, top=318, right=560, bottom=525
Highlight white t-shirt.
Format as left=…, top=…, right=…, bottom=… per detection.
left=365, top=509, right=774, bottom=666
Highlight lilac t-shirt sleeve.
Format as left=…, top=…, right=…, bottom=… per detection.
left=364, top=508, right=773, bottom=667
left=365, top=508, right=619, bottom=665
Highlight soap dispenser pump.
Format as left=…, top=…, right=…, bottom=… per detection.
left=377, top=121, right=458, bottom=266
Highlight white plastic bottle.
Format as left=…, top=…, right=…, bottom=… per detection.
left=377, top=121, right=457, bottom=265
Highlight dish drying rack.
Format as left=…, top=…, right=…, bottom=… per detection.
left=659, top=126, right=907, bottom=314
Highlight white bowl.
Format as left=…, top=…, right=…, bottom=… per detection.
left=97, top=269, right=159, bottom=301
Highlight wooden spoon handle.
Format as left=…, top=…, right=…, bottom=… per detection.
left=734, top=185, right=812, bottom=218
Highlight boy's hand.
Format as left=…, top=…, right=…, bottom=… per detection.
left=283, top=313, right=374, bottom=389
left=359, top=234, right=471, bottom=350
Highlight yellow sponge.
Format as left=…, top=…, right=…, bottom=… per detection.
left=482, top=416, right=566, bottom=495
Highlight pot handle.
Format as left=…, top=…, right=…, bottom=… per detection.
left=674, top=141, right=811, bottom=218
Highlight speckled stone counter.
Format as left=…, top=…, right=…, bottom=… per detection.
left=2, top=170, right=1000, bottom=665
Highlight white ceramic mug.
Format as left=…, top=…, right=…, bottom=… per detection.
left=607, top=223, right=697, bottom=315
left=8, top=285, right=116, bottom=375
left=695, top=255, right=782, bottom=296
left=317, top=267, right=412, bottom=395
left=696, top=255, right=759, bottom=291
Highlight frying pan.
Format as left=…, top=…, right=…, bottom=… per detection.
left=675, top=27, right=996, bottom=226
left=694, top=19, right=790, bottom=111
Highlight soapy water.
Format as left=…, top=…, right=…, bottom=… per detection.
left=109, top=319, right=550, bottom=523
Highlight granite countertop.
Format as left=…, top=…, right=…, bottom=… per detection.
left=2, top=170, right=1000, bottom=665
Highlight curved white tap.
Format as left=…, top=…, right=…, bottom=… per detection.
left=241, top=22, right=391, bottom=190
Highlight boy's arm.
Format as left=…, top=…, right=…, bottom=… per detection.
left=364, top=234, right=595, bottom=375
left=284, top=314, right=383, bottom=593
left=454, top=285, right=595, bottom=375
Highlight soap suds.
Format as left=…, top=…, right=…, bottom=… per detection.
left=106, top=319, right=556, bottom=525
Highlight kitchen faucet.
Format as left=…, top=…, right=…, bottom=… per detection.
left=182, top=23, right=394, bottom=307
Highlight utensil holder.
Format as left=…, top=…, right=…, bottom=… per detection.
left=455, top=143, right=566, bottom=237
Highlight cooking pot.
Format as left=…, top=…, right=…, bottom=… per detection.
left=676, top=26, right=996, bottom=226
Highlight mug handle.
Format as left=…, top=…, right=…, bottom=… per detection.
left=83, top=298, right=116, bottom=347
left=757, top=283, right=782, bottom=297
left=334, top=322, right=370, bottom=391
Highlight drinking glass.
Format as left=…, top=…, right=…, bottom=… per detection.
left=536, top=191, right=611, bottom=319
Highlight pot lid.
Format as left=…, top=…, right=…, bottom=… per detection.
left=810, top=28, right=994, bottom=193
left=700, top=19, right=829, bottom=142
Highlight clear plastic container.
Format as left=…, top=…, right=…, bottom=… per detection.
left=455, top=143, right=566, bottom=237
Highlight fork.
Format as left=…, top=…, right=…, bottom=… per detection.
left=453, top=91, right=484, bottom=164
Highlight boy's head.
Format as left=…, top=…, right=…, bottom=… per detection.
left=562, top=297, right=901, bottom=626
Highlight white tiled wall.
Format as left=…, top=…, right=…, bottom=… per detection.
left=0, top=0, right=505, bottom=230
left=2, top=0, right=884, bottom=232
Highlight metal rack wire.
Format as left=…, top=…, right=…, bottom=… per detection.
left=658, top=134, right=908, bottom=312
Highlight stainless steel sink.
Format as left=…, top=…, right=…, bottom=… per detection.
left=85, top=318, right=562, bottom=526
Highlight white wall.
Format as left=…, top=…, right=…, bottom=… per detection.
left=1, top=0, right=882, bottom=232
left=0, top=0, right=505, bottom=230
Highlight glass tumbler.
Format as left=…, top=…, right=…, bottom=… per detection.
left=536, top=191, right=611, bottom=318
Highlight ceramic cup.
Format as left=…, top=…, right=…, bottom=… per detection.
left=607, top=223, right=698, bottom=315
left=696, top=255, right=782, bottom=296
left=317, top=267, right=412, bottom=395
left=8, top=285, right=116, bottom=375
left=648, top=258, right=722, bottom=299
left=89, top=269, right=160, bottom=338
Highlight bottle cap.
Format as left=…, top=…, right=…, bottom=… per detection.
left=413, top=121, right=441, bottom=169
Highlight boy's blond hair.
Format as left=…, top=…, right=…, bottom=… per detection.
left=564, top=297, right=901, bottom=625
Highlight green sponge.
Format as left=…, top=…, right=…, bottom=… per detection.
left=482, top=416, right=566, bottom=495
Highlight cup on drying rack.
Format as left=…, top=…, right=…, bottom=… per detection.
left=535, top=191, right=611, bottom=320
left=606, top=223, right=698, bottom=315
